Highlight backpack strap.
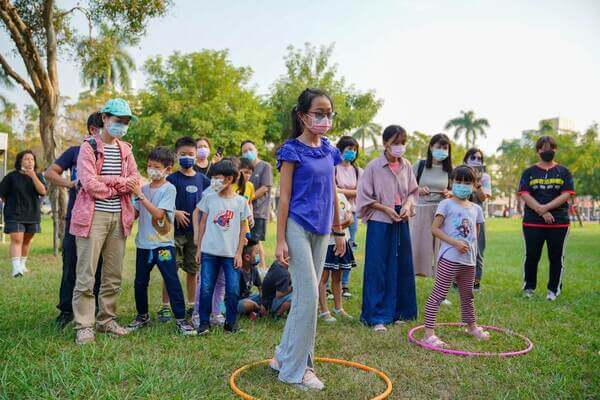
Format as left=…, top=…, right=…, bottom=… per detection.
left=76, top=138, right=100, bottom=193
left=416, top=159, right=426, bottom=184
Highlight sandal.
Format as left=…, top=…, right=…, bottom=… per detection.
left=373, top=324, right=387, bottom=332
left=423, top=334, right=447, bottom=348
left=465, top=326, right=490, bottom=340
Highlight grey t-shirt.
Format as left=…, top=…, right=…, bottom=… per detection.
left=197, top=191, right=251, bottom=258
left=249, top=160, right=273, bottom=219
left=413, top=162, right=449, bottom=204
left=435, top=198, right=484, bottom=266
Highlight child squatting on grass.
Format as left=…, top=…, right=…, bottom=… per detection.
left=423, top=165, right=490, bottom=347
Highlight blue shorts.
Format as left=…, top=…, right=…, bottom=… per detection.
left=4, top=222, right=41, bottom=234
left=237, top=293, right=261, bottom=314
left=270, top=292, right=292, bottom=316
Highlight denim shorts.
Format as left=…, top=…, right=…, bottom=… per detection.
left=237, top=293, right=261, bottom=313
left=4, top=222, right=41, bottom=234
left=270, top=292, right=292, bottom=316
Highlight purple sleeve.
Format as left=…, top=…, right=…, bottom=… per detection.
left=276, top=142, right=300, bottom=171
left=435, top=200, right=448, bottom=218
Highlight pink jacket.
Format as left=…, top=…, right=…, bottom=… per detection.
left=69, top=134, right=140, bottom=238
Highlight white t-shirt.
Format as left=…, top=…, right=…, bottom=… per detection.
left=435, top=198, right=484, bottom=266
left=329, top=192, right=353, bottom=245
left=196, top=191, right=251, bottom=258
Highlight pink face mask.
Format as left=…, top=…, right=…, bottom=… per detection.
left=389, top=144, right=406, bottom=158
left=305, top=114, right=332, bottom=135
left=197, top=147, right=210, bottom=160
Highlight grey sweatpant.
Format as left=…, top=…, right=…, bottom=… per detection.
left=275, top=218, right=329, bottom=384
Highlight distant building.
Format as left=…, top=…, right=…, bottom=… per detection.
left=522, top=117, right=577, bottom=136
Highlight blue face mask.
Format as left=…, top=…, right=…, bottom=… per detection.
left=452, top=183, right=473, bottom=199
left=178, top=155, right=195, bottom=169
left=242, top=150, right=257, bottom=162
left=250, top=254, right=260, bottom=266
left=343, top=149, right=357, bottom=162
left=107, top=121, right=128, bottom=138
left=431, top=149, right=448, bottom=161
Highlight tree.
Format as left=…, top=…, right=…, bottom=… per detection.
left=78, top=23, right=138, bottom=91
left=352, top=122, right=381, bottom=151
left=129, top=50, right=268, bottom=170
left=0, top=0, right=170, bottom=254
left=444, top=110, right=490, bottom=148
left=265, top=43, right=383, bottom=145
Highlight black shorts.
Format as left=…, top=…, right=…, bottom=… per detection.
left=250, top=218, right=267, bottom=241
left=4, top=222, right=41, bottom=234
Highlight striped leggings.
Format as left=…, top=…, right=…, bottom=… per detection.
left=424, top=257, right=476, bottom=329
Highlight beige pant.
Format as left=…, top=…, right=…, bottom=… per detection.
left=73, top=211, right=126, bottom=330
left=409, top=202, right=441, bottom=277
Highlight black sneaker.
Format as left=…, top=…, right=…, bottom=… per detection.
left=473, top=282, right=481, bottom=291
left=55, top=311, right=74, bottom=329
left=224, top=323, right=240, bottom=333
left=342, top=287, right=352, bottom=298
left=127, top=314, right=150, bottom=332
left=176, top=319, right=197, bottom=336
left=157, top=305, right=173, bottom=323
left=197, top=322, right=210, bottom=336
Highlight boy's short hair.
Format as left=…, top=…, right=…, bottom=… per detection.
left=148, top=146, right=176, bottom=167
left=239, top=157, right=255, bottom=171
left=451, top=165, right=477, bottom=183
left=243, top=238, right=259, bottom=255
left=175, top=136, right=197, bottom=151
left=240, top=140, right=256, bottom=149
left=209, top=159, right=238, bottom=179
left=87, top=112, right=103, bottom=132
left=535, top=135, right=557, bottom=151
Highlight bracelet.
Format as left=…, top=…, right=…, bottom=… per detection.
left=136, top=194, right=146, bottom=201
left=332, top=231, right=345, bottom=237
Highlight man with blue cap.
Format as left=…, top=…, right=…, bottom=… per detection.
left=70, top=98, right=141, bottom=345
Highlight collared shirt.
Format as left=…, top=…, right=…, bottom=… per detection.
left=356, top=152, right=419, bottom=224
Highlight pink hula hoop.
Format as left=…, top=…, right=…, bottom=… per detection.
left=407, top=322, right=533, bottom=357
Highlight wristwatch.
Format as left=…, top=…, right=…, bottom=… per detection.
left=332, top=231, right=345, bottom=237
left=137, top=194, right=146, bottom=201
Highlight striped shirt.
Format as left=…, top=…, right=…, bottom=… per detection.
left=95, top=144, right=122, bottom=212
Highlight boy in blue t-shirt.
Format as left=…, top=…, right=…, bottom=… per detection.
left=127, top=146, right=196, bottom=336
left=158, top=137, right=210, bottom=322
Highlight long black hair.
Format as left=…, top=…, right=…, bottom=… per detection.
left=426, top=133, right=452, bottom=173
left=221, top=156, right=245, bottom=195
left=290, top=88, right=334, bottom=139
left=15, top=150, right=37, bottom=171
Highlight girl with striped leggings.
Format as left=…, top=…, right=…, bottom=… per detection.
left=423, top=165, right=489, bottom=348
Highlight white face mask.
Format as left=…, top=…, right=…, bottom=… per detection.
left=210, top=178, right=225, bottom=192
left=147, top=167, right=166, bottom=181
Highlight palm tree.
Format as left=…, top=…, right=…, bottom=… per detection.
left=444, top=110, right=490, bottom=148
left=79, top=24, right=138, bottom=92
left=352, top=122, right=381, bottom=150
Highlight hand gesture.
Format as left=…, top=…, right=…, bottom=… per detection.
left=542, top=212, right=555, bottom=224
left=420, top=186, right=431, bottom=196
left=234, top=254, right=243, bottom=269
left=453, top=240, right=469, bottom=254
left=334, top=235, right=346, bottom=257
left=384, top=206, right=402, bottom=222
left=275, top=240, right=290, bottom=267
left=174, top=210, right=190, bottom=228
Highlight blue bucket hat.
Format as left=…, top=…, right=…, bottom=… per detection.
left=100, top=98, right=138, bottom=122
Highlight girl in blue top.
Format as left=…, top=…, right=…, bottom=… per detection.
left=270, top=88, right=345, bottom=391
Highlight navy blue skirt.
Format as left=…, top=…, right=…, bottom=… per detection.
left=360, top=219, right=418, bottom=325
left=324, top=241, right=356, bottom=270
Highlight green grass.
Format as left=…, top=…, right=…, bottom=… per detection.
left=0, top=218, right=598, bottom=399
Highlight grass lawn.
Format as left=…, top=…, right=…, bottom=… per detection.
left=0, top=217, right=598, bottom=399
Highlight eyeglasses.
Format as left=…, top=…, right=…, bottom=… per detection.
left=469, top=155, right=483, bottom=161
left=308, top=111, right=336, bottom=120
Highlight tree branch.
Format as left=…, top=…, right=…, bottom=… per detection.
left=44, top=0, right=58, bottom=95
left=0, top=52, right=35, bottom=98
left=57, top=5, right=92, bottom=38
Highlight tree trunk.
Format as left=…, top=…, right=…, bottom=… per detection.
left=39, top=101, right=66, bottom=256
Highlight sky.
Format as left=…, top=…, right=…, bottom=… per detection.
left=2, top=0, right=599, bottom=154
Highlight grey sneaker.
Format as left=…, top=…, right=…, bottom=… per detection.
left=210, top=313, right=225, bottom=327
left=546, top=291, right=557, bottom=301
left=127, top=314, right=150, bottom=332
left=75, top=327, right=95, bottom=345
left=176, top=319, right=197, bottom=336
left=297, top=369, right=324, bottom=391
left=523, top=289, right=535, bottom=299
left=97, top=320, right=129, bottom=336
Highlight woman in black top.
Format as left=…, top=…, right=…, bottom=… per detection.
left=517, top=136, right=574, bottom=301
left=0, top=150, right=47, bottom=277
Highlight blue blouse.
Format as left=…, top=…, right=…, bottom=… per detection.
left=277, top=137, right=342, bottom=234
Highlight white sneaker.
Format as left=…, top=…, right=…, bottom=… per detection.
left=319, top=311, right=337, bottom=323
left=210, top=313, right=225, bottom=326
left=191, top=312, right=200, bottom=330
left=523, top=289, right=535, bottom=298
left=12, top=263, right=23, bottom=278
left=298, top=369, right=324, bottom=391
left=546, top=291, right=557, bottom=301
left=441, top=299, right=452, bottom=306
left=20, top=257, right=29, bottom=273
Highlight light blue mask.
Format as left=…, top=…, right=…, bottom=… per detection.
left=242, top=150, right=257, bottom=162
left=107, top=121, right=128, bottom=138
left=431, top=149, right=448, bottom=161
left=343, top=150, right=357, bottom=162
left=452, top=183, right=473, bottom=199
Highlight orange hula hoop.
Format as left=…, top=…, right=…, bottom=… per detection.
left=229, top=357, right=393, bottom=400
